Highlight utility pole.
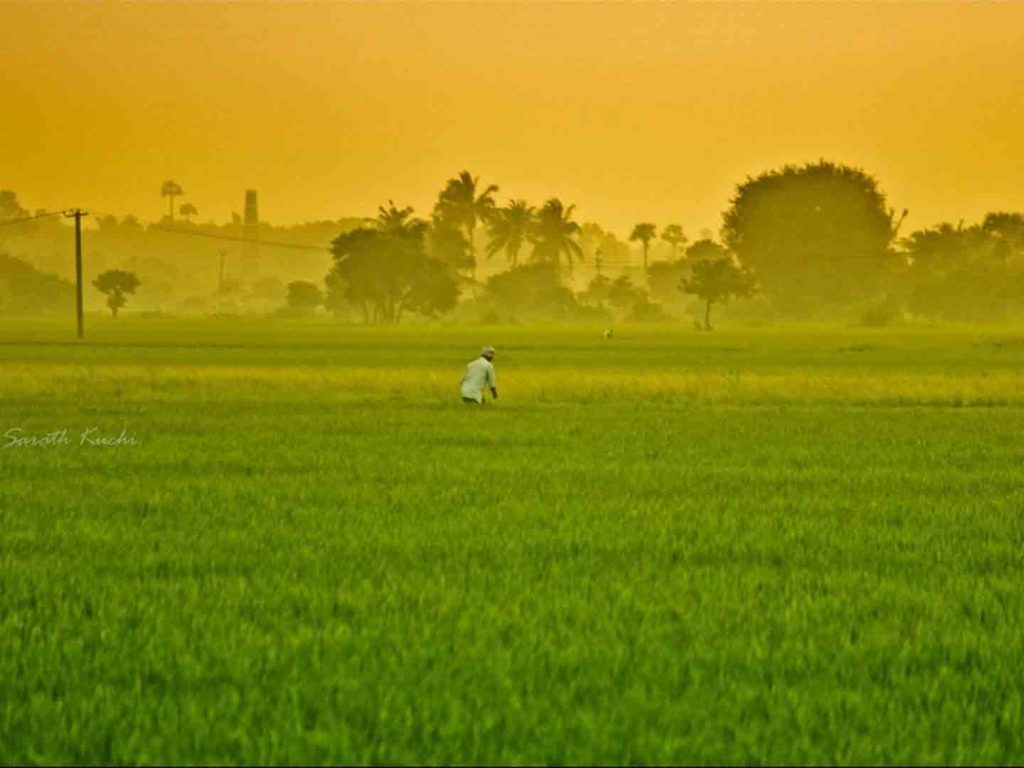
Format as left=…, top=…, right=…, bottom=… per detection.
left=64, top=209, right=88, bottom=339
left=595, top=246, right=603, bottom=279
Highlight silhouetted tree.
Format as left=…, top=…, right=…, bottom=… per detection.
left=607, top=275, right=646, bottom=312
left=0, top=190, right=29, bottom=222
left=629, top=222, right=657, bottom=270
left=686, top=238, right=730, bottom=262
left=324, top=271, right=349, bottom=317
left=530, top=199, right=583, bottom=268
left=899, top=222, right=1011, bottom=320
left=647, top=258, right=690, bottom=309
left=95, top=214, right=119, bottom=233
left=578, top=273, right=659, bottom=320
left=433, top=171, right=498, bottom=272
left=93, top=269, right=140, bottom=318
left=250, top=276, right=285, bottom=304
left=427, top=223, right=473, bottom=272
left=579, top=222, right=631, bottom=268
left=179, top=202, right=198, bottom=223
left=284, top=280, right=323, bottom=315
left=328, top=212, right=458, bottom=324
left=682, top=257, right=756, bottom=330
left=981, top=212, right=1024, bottom=264
left=660, top=223, right=687, bottom=259
left=579, top=273, right=613, bottom=306
left=486, top=200, right=534, bottom=266
left=486, top=262, right=577, bottom=319
left=160, top=180, right=183, bottom=222
left=721, top=161, right=897, bottom=312
left=372, top=200, right=423, bottom=237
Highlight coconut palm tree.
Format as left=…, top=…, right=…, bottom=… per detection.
left=530, top=198, right=584, bottom=268
left=433, top=171, right=499, bottom=266
left=630, top=222, right=657, bottom=269
left=660, top=223, right=687, bottom=259
left=160, top=180, right=183, bottom=221
left=485, top=199, right=535, bottom=266
left=371, top=200, right=424, bottom=236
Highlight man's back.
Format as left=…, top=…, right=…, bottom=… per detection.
left=461, top=356, right=496, bottom=403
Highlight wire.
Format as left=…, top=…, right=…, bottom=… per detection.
left=101, top=212, right=655, bottom=261
left=13, top=207, right=654, bottom=267
left=82, top=209, right=332, bottom=253
left=0, top=211, right=64, bottom=229
left=145, top=222, right=331, bottom=252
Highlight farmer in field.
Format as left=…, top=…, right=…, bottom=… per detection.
left=461, top=346, right=497, bottom=404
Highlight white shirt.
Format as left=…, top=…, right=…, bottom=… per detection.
left=461, top=357, right=496, bottom=402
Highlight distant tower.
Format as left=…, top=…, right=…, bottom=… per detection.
left=241, top=189, right=259, bottom=281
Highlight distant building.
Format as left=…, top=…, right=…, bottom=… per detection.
left=241, top=189, right=259, bottom=281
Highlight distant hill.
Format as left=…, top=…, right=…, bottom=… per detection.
left=0, top=253, right=73, bottom=315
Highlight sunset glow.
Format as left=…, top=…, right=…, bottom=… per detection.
left=3, top=1, right=1022, bottom=232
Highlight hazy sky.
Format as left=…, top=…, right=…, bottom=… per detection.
left=2, top=1, right=1022, bottom=236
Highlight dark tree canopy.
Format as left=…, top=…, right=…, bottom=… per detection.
left=606, top=275, right=646, bottom=312
left=92, top=269, right=140, bottom=318
left=685, top=239, right=729, bottom=262
left=681, top=257, right=756, bottom=330
left=432, top=171, right=498, bottom=271
left=327, top=218, right=458, bottom=324
left=486, top=261, right=577, bottom=319
left=179, top=202, right=198, bottom=222
left=0, top=253, right=73, bottom=314
left=0, top=190, right=29, bottom=222
left=485, top=200, right=535, bottom=266
left=427, top=222, right=473, bottom=272
left=646, top=258, right=689, bottom=307
left=722, top=161, right=897, bottom=311
left=530, top=199, right=583, bottom=267
left=285, top=280, right=323, bottom=314
left=981, top=212, right=1024, bottom=263
left=899, top=222, right=1014, bottom=321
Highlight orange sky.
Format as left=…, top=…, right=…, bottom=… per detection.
left=2, top=1, right=1022, bottom=237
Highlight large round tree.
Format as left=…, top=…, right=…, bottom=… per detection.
left=721, top=161, right=899, bottom=312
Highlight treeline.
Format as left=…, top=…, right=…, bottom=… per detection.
left=313, top=163, right=1024, bottom=327
left=3, top=162, right=1024, bottom=326
left=0, top=188, right=354, bottom=314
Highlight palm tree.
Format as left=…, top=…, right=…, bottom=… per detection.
left=179, top=202, right=198, bottom=223
left=371, top=200, right=424, bottom=236
left=530, top=198, right=583, bottom=268
left=630, top=222, right=657, bottom=269
left=434, top=171, right=499, bottom=267
left=160, top=180, right=183, bottom=221
left=660, top=223, right=687, bottom=259
left=485, top=200, right=535, bottom=266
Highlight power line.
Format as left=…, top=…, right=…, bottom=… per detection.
left=84, top=209, right=333, bottom=253
left=104, top=215, right=652, bottom=262
left=144, top=222, right=331, bottom=252
left=0, top=211, right=64, bottom=229
left=13, top=207, right=652, bottom=266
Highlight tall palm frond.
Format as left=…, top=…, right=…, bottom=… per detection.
left=530, top=198, right=584, bottom=268
left=485, top=199, right=535, bottom=265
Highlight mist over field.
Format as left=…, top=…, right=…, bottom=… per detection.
left=3, top=1, right=1024, bottom=765
left=2, top=161, right=1023, bottom=330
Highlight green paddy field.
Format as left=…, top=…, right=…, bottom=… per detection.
left=2, top=318, right=1023, bottom=764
